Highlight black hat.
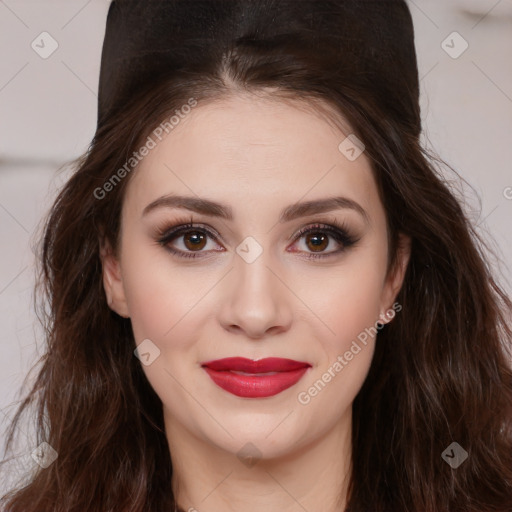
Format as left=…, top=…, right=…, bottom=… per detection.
left=97, top=0, right=419, bottom=132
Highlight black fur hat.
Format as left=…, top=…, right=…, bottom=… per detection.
left=97, top=0, right=419, bottom=132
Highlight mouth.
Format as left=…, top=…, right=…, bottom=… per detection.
left=201, top=357, right=311, bottom=398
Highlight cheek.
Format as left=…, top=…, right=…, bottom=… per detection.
left=292, top=251, right=386, bottom=351
left=119, top=235, right=226, bottom=359
left=294, top=257, right=384, bottom=421
left=119, top=242, right=213, bottom=419
left=119, top=235, right=190, bottom=346
left=291, top=246, right=386, bottom=403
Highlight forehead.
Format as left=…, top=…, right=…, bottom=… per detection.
left=124, top=94, right=380, bottom=221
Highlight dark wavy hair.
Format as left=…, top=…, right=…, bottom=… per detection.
left=2, top=0, right=512, bottom=511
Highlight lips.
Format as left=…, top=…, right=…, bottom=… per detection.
left=201, top=357, right=311, bottom=398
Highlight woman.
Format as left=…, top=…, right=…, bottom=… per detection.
left=1, top=0, right=511, bottom=511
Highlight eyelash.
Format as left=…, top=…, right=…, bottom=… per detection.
left=155, top=217, right=360, bottom=261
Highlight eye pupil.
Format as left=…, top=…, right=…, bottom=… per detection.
left=184, top=232, right=207, bottom=250
left=306, top=233, right=328, bottom=252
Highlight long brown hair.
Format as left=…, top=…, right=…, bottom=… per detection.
left=2, top=0, right=512, bottom=510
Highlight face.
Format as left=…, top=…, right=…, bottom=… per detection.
left=101, top=93, right=410, bottom=460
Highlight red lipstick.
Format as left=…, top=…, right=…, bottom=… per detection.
left=201, top=357, right=311, bottom=398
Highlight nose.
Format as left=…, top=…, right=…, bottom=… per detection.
left=217, top=248, right=293, bottom=340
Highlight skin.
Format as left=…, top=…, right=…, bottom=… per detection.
left=101, top=92, right=410, bottom=512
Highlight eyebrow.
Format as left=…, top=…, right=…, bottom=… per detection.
left=142, top=193, right=369, bottom=224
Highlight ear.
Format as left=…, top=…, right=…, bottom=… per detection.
left=99, top=237, right=130, bottom=318
left=379, top=233, right=411, bottom=323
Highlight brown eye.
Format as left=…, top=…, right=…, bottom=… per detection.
left=157, top=223, right=223, bottom=259
left=290, top=222, right=359, bottom=260
left=182, top=231, right=208, bottom=251
left=304, top=232, right=330, bottom=252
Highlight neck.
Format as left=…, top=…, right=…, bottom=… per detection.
left=165, top=409, right=352, bottom=512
